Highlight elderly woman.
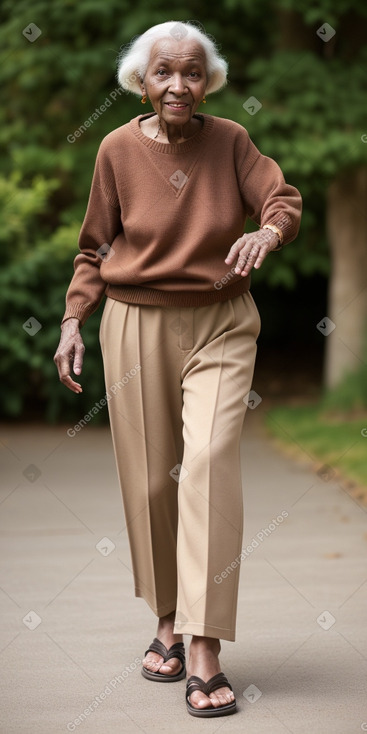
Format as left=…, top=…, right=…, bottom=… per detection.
left=54, top=20, right=302, bottom=717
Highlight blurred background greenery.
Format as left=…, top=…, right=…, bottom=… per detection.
left=1, top=0, right=367, bottom=483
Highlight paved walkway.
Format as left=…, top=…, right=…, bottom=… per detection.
left=1, top=408, right=367, bottom=734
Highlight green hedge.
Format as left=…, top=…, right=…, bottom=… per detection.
left=0, top=221, right=107, bottom=422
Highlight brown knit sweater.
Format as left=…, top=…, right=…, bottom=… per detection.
left=63, top=112, right=302, bottom=325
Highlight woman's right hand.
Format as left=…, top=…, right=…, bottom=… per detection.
left=53, top=318, right=85, bottom=393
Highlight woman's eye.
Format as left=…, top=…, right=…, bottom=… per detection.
left=155, top=69, right=200, bottom=78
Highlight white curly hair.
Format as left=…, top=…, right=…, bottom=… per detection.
left=116, top=20, right=228, bottom=96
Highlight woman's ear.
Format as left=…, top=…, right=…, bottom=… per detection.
left=138, top=76, right=145, bottom=96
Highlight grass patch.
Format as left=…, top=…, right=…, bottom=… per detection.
left=265, top=404, right=367, bottom=498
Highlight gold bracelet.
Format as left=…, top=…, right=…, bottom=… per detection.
left=262, top=223, right=284, bottom=246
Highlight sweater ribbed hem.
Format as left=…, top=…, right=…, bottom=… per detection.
left=105, top=277, right=250, bottom=307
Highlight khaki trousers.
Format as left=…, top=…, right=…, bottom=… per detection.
left=99, top=291, right=261, bottom=641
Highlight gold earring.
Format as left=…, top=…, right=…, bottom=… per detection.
left=141, top=94, right=147, bottom=104
left=202, top=97, right=207, bottom=103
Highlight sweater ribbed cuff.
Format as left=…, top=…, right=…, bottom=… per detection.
left=61, top=302, right=97, bottom=327
left=264, top=213, right=295, bottom=249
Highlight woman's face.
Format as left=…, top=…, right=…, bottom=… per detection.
left=140, top=38, right=208, bottom=125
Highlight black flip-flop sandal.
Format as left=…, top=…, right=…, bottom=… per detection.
left=141, top=637, right=186, bottom=682
left=186, top=672, right=237, bottom=717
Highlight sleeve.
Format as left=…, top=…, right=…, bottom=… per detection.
left=239, top=136, right=302, bottom=247
left=62, top=141, right=122, bottom=326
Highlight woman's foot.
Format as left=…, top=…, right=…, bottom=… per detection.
left=187, top=636, right=235, bottom=710
left=142, top=611, right=183, bottom=676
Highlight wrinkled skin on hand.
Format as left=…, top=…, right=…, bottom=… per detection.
left=224, top=228, right=280, bottom=277
left=53, top=317, right=84, bottom=393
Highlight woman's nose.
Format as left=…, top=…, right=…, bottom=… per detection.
left=169, top=73, right=188, bottom=95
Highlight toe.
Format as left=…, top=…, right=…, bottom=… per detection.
left=159, top=658, right=182, bottom=675
left=142, top=652, right=163, bottom=671
left=189, top=691, right=213, bottom=710
left=209, top=687, right=235, bottom=708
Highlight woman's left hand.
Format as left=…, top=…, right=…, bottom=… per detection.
left=224, top=228, right=280, bottom=277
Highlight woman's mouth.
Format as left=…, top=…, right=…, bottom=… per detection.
left=164, top=102, right=189, bottom=111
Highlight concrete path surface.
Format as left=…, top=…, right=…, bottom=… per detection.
left=1, top=407, right=367, bottom=734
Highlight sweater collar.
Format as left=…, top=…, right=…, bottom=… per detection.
left=129, top=112, right=214, bottom=154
